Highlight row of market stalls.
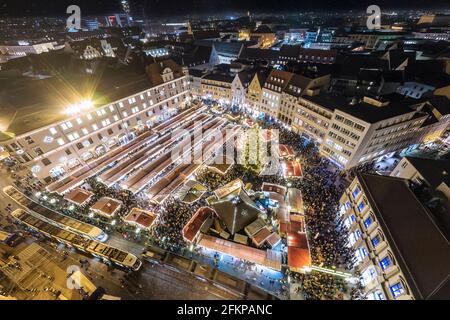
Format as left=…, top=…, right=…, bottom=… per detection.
left=46, top=105, right=206, bottom=195
left=64, top=188, right=157, bottom=230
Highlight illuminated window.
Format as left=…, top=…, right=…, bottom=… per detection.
left=67, top=132, right=80, bottom=141
left=76, top=118, right=83, bottom=125
left=57, top=138, right=65, bottom=146
left=101, top=119, right=111, bottom=127
left=60, top=121, right=73, bottom=131
left=364, top=216, right=373, bottom=228
left=380, top=256, right=392, bottom=270
left=82, top=128, right=89, bottom=135
left=357, top=201, right=365, bottom=212
left=49, top=127, right=57, bottom=135
left=352, top=187, right=360, bottom=198
left=390, top=282, right=404, bottom=298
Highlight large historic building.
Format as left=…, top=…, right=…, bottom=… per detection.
left=339, top=172, right=450, bottom=300
left=0, top=60, right=191, bottom=183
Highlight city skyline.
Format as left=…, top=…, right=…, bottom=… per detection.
left=0, top=0, right=449, bottom=17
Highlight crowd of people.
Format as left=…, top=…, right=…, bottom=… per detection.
left=262, top=121, right=365, bottom=299
left=150, top=197, right=205, bottom=252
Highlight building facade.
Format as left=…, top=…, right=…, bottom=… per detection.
left=0, top=61, right=191, bottom=183
left=339, top=173, right=450, bottom=300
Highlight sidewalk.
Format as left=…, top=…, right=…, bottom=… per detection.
left=189, top=247, right=288, bottom=299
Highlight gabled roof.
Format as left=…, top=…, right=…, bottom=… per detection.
left=380, top=49, right=415, bottom=70
left=264, top=69, right=293, bottom=92
left=145, top=59, right=184, bottom=86
left=283, top=74, right=317, bottom=97
left=182, top=207, right=215, bottom=243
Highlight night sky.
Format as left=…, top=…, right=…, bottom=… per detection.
left=0, top=0, right=447, bottom=17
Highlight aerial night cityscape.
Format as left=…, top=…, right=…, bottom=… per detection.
left=0, top=0, right=449, bottom=309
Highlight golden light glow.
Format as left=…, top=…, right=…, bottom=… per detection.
left=64, top=100, right=94, bottom=115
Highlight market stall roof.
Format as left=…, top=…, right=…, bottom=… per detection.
left=64, top=188, right=93, bottom=206
left=251, top=227, right=272, bottom=247
left=286, top=221, right=311, bottom=272
left=283, top=160, right=303, bottom=178
left=261, top=182, right=287, bottom=197
left=91, top=197, right=122, bottom=218
left=206, top=154, right=235, bottom=175
left=177, top=180, right=207, bottom=203
left=214, top=179, right=244, bottom=200
left=182, top=207, right=215, bottom=243
left=279, top=144, right=295, bottom=158
left=198, top=234, right=282, bottom=271
left=123, top=208, right=157, bottom=229
left=287, top=188, right=304, bottom=215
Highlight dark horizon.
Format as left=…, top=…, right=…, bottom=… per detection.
left=0, top=0, right=448, bottom=18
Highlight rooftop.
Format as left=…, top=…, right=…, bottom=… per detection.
left=91, top=197, right=122, bottom=218
left=405, top=157, right=450, bottom=189
left=283, top=160, right=303, bottom=178
left=182, top=207, right=215, bottom=243
left=123, top=208, right=157, bottom=229
left=0, top=66, right=155, bottom=141
left=63, top=188, right=93, bottom=206
left=211, top=189, right=261, bottom=235
left=336, top=93, right=424, bottom=123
